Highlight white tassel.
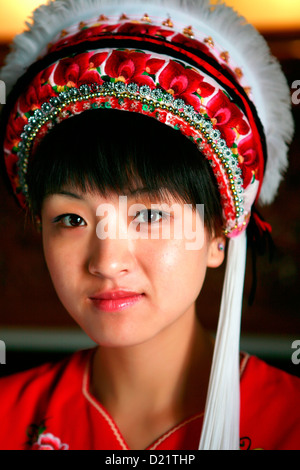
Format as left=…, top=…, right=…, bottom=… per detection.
left=199, top=232, right=247, bottom=449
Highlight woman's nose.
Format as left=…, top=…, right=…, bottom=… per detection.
left=87, top=233, right=136, bottom=279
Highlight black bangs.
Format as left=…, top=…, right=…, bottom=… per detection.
left=27, top=108, right=223, bottom=235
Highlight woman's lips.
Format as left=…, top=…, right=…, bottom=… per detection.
left=89, top=290, right=144, bottom=312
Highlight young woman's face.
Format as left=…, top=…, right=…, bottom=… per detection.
left=41, top=186, right=224, bottom=347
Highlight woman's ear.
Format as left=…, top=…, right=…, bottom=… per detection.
left=207, top=235, right=226, bottom=268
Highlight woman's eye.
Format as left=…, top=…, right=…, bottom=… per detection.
left=134, top=210, right=166, bottom=224
left=53, top=214, right=86, bottom=228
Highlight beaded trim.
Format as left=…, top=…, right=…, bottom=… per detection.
left=17, top=81, right=244, bottom=230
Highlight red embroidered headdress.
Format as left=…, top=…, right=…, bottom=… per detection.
left=0, top=0, right=293, bottom=450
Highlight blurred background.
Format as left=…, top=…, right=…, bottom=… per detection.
left=0, top=0, right=299, bottom=377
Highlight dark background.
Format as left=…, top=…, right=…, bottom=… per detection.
left=0, top=28, right=299, bottom=378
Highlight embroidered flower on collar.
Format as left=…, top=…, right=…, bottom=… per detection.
left=32, top=432, right=69, bottom=450
left=26, top=420, right=69, bottom=450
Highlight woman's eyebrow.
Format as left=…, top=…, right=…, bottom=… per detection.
left=55, top=190, right=84, bottom=200
left=125, top=187, right=168, bottom=203
left=55, top=188, right=151, bottom=200
left=53, top=188, right=170, bottom=203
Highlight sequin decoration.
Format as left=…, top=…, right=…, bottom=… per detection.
left=204, top=37, right=214, bottom=47
left=183, top=26, right=194, bottom=38
left=141, top=13, right=152, bottom=22
left=162, top=18, right=174, bottom=28
left=220, top=51, right=230, bottom=63
left=98, top=14, right=108, bottom=21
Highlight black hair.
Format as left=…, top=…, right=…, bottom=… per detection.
left=27, top=109, right=223, bottom=236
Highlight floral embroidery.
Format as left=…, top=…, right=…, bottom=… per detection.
left=26, top=420, right=69, bottom=450
left=53, top=52, right=108, bottom=88
left=46, top=17, right=249, bottom=93
left=158, top=60, right=215, bottom=111
left=32, top=433, right=69, bottom=450
left=238, top=134, right=260, bottom=188
left=104, top=50, right=164, bottom=88
left=19, top=65, right=56, bottom=113
left=5, top=114, right=27, bottom=153
left=206, top=90, right=250, bottom=148
left=26, top=420, right=47, bottom=446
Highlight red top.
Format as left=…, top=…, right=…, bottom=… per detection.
left=0, top=349, right=299, bottom=450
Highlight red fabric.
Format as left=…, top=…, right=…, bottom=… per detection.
left=0, top=349, right=299, bottom=450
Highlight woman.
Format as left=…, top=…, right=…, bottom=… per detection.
left=0, top=0, right=299, bottom=450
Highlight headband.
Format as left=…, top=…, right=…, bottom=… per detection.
left=0, top=0, right=294, bottom=450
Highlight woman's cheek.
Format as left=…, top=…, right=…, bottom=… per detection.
left=144, top=238, right=199, bottom=279
left=42, top=232, right=79, bottom=289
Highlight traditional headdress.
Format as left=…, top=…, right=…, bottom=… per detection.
left=0, top=0, right=293, bottom=449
